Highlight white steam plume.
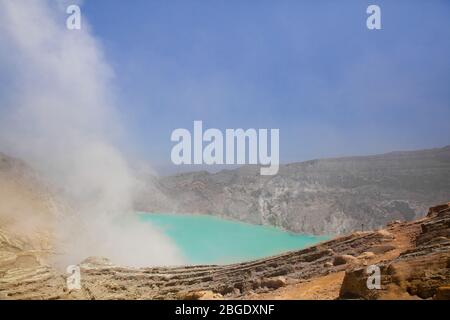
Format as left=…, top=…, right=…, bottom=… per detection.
left=0, top=0, right=184, bottom=267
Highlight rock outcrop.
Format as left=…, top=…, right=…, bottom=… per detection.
left=339, top=203, right=450, bottom=300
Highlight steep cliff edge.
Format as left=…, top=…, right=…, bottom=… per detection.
left=136, top=146, right=450, bottom=235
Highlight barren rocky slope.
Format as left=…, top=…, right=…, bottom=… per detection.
left=1, top=151, right=449, bottom=300
left=136, top=146, right=450, bottom=235
left=1, top=202, right=449, bottom=300
left=0, top=153, right=57, bottom=250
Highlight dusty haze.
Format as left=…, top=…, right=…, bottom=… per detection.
left=0, top=0, right=184, bottom=267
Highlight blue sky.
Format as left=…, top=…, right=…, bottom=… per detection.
left=81, top=0, right=450, bottom=172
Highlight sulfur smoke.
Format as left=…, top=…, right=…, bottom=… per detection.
left=0, top=1, right=184, bottom=267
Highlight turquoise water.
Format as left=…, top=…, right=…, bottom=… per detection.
left=139, top=213, right=329, bottom=265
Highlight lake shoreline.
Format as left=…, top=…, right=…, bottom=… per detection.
left=139, top=212, right=329, bottom=265
left=138, top=211, right=331, bottom=238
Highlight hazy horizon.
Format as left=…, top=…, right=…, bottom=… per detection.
left=153, top=144, right=450, bottom=176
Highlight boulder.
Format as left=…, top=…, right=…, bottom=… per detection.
left=260, top=276, right=287, bottom=289
left=333, top=255, right=358, bottom=266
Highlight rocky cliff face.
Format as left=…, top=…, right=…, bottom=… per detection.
left=339, top=203, right=450, bottom=300
left=136, top=146, right=450, bottom=235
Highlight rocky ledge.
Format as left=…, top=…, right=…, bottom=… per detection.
left=1, top=203, right=449, bottom=300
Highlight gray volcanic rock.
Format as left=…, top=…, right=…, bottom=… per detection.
left=136, top=146, right=450, bottom=235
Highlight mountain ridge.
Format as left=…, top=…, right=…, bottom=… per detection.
left=136, top=145, right=450, bottom=235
